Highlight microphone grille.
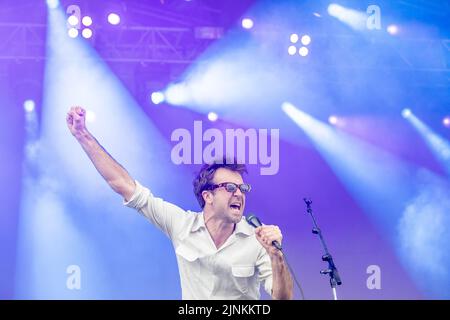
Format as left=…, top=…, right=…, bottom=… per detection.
left=246, top=214, right=262, bottom=228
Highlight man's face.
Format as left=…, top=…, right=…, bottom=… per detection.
left=207, top=168, right=246, bottom=224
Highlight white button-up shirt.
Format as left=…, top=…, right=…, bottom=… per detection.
left=123, top=180, right=273, bottom=300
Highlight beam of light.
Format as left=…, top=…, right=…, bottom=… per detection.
left=327, top=3, right=367, bottom=31
left=404, top=113, right=450, bottom=177
left=46, top=0, right=60, bottom=9
left=282, top=102, right=450, bottom=298
left=160, top=1, right=339, bottom=132
left=164, top=82, right=189, bottom=106
left=85, top=110, right=96, bottom=123
left=161, top=24, right=312, bottom=128
left=398, top=172, right=450, bottom=298
left=15, top=6, right=192, bottom=299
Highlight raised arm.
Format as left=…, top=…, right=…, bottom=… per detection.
left=66, top=106, right=135, bottom=201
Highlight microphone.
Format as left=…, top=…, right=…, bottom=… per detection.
left=246, top=214, right=282, bottom=251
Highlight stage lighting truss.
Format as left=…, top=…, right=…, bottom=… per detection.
left=0, top=25, right=449, bottom=85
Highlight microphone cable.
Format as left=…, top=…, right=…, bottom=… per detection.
left=281, top=250, right=306, bottom=300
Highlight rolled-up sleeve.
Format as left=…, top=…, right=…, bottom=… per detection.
left=123, top=180, right=188, bottom=240
left=256, top=246, right=273, bottom=296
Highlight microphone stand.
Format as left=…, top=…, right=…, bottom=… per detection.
left=303, top=198, right=342, bottom=300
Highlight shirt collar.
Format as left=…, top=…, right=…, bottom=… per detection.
left=191, top=212, right=254, bottom=237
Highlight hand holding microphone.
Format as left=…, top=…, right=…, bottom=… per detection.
left=247, top=214, right=306, bottom=299
left=247, top=214, right=283, bottom=258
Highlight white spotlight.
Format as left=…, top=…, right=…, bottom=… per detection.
left=299, top=46, right=309, bottom=57
left=387, top=24, right=399, bottom=35
left=108, top=13, right=121, bottom=25
left=23, top=100, right=35, bottom=113
left=301, top=35, right=311, bottom=46
left=290, top=33, right=299, bottom=43
left=82, top=16, right=93, bottom=27
left=328, top=115, right=338, bottom=125
left=151, top=91, right=165, bottom=105
left=288, top=45, right=297, bottom=55
left=208, top=112, right=218, bottom=122
left=82, top=28, right=93, bottom=39
left=68, top=28, right=79, bottom=38
left=67, top=15, right=79, bottom=27
left=241, top=18, right=254, bottom=29
left=402, top=108, right=412, bottom=119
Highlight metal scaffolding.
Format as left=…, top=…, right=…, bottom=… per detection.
left=1, top=22, right=448, bottom=70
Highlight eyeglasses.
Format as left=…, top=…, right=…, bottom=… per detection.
left=207, top=182, right=252, bottom=194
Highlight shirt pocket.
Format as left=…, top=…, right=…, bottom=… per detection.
left=175, top=244, right=200, bottom=262
left=175, top=244, right=202, bottom=280
left=231, top=265, right=255, bottom=294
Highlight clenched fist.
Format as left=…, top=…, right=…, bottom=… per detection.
left=66, top=106, right=87, bottom=137
left=255, top=225, right=283, bottom=258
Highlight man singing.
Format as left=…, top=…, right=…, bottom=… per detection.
left=66, top=106, right=293, bottom=300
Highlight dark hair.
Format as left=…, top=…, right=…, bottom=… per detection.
left=193, top=157, right=247, bottom=208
